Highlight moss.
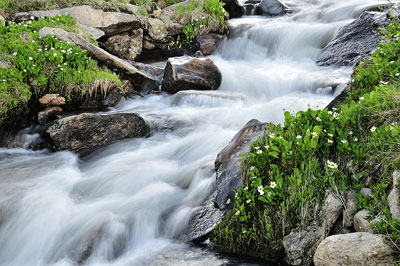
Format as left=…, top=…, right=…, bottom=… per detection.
left=211, top=19, right=400, bottom=259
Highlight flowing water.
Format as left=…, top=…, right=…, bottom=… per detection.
left=0, top=0, right=390, bottom=265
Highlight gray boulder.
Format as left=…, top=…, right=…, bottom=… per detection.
left=314, top=233, right=395, bottom=266
left=104, top=29, right=143, bottom=61
left=162, top=56, right=222, bottom=94
left=388, top=170, right=400, bottom=220
left=354, top=209, right=373, bottom=232
left=19, top=5, right=141, bottom=38
left=47, top=113, right=149, bottom=152
left=256, top=0, right=291, bottom=16
left=317, top=11, right=391, bottom=67
left=0, top=15, right=5, bottom=27
left=283, top=192, right=343, bottom=266
left=343, top=190, right=357, bottom=227
left=186, top=119, right=265, bottom=241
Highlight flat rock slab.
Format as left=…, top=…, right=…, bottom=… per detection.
left=18, top=5, right=140, bottom=38
left=47, top=112, right=149, bottom=152
left=317, top=11, right=390, bottom=67
left=314, top=233, right=395, bottom=266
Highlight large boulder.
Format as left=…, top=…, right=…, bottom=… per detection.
left=46, top=113, right=149, bottom=152
left=162, top=56, right=222, bottom=94
left=215, top=119, right=266, bottom=209
left=196, top=33, right=224, bottom=55
left=18, top=5, right=141, bottom=38
left=388, top=170, right=400, bottom=220
left=314, top=233, right=395, bottom=266
left=186, top=119, right=265, bottom=241
left=256, top=0, right=291, bottom=16
left=103, top=29, right=143, bottom=61
left=317, top=11, right=391, bottom=67
left=283, top=192, right=343, bottom=266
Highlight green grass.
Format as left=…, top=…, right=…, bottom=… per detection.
left=0, top=15, right=121, bottom=121
left=211, top=19, right=400, bottom=260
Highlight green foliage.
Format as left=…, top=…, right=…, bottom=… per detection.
left=0, top=15, right=121, bottom=118
left=171, top=0, right=226, bottom=49
left=212, top=20, right=400, bottom=257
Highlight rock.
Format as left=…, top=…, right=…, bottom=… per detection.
left=159, top=12, right=183, bottom=37
left=354, top=209, right=373, bottom=232
left=185, top=119, right=265, bottom=242
left=256, top=0, right=291, bottom=16
left=78, top=24, right=105, bottom=41
left=148, top=18, right=168, bottom=41
left=314, top=233, right=395, bottom=266
left=215, top=119, right=266, bottom=209
left=103, top=28, right=143, bottom=61
left=283, top=192, right=343, bottom=266
left=343, top=190, right=357, bottom=227
left=196, top=33, right=224, bottom=55
left=223, top=0, right=244, bottom=18
left=316, top=12, right=391, bottom=67
left=47, top=113, right=149, bottom=152
left=20, top=5, right=141, bottom=38
left=39, top=94, right=66, bottom=107
left=283, top=226, right=325, bottom=266
left=14, top=12, right=30, bottom=23
left=39, top=27, right=159, bottom=91
left=388, top=170, right=400, bottom=220
left=361, top=187, right=373, bottom=198
left=162, top=56, right=222, bottom=94
left=0, top=15, right=5, bottom=27
left=37, top=107, right=63, bottom=125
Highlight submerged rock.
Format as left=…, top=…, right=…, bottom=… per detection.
left=162, top=56, right=222, bottom=94
left=314, top=233, right=395, bottom=266
left=47, top=112, right=149, bottom=152
left=317, top=11, right=391, bottom=67
left=256, top=0, right=291, bottom=16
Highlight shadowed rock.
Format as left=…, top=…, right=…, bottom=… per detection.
left=47, top=112, right=149, bottom=152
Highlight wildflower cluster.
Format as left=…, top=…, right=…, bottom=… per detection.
left=0, top=15, right=121, bottom=118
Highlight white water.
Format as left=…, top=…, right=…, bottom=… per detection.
left=0, top=0, right=390, bottom=265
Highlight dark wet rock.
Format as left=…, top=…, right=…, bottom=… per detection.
left=314, top=233, right=395, bottom=266
left=222, top=0, right=244, bottom=18
left=215, top=119, right=266, bottom=209
left=186, top=190, right=226, bottom=241
left=196, top=33, right=224, bottom=55
left=317, top=11, right=391, bottom=67
left=283, top=192, right=343, bottom=266
left=388, top=170, right=400, bottom=220
left=162, top=56, right=222, bottom=94
left=37, top=107, right=63, bottom=125
left=103, top=29, right=143, bottom=61
left=256, top=0, right=291, bottom=16
left=47, top=112, right=149, bottom=152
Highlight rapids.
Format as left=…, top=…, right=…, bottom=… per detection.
left=0, top=0, right=391, bottom=265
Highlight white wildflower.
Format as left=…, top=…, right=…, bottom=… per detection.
left=270, top=181, right=276, bottom=188
left=370, top=126, right=376, bottom=132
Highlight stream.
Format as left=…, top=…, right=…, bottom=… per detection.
left=0, top=0, right=388, bottom=265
